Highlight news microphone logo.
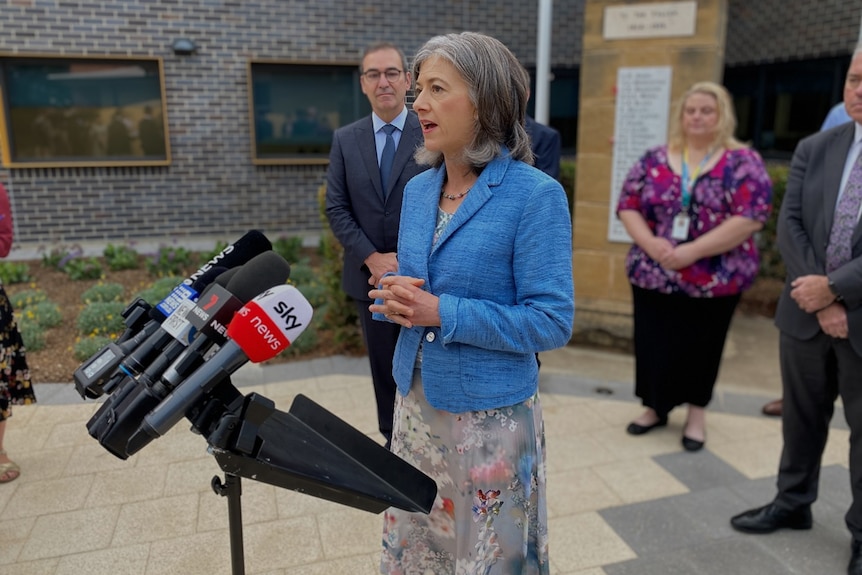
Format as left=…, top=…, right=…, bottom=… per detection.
left=228, top=285, right=311, bottom=361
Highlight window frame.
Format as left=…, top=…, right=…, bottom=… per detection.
left=0, top=53, right=171, bottom=168
left=248, top=59, right=367, bottom=166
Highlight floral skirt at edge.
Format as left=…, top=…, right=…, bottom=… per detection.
left=0, top=285, right=35, bottom=421
left=381, top=371, right=549, bottom=575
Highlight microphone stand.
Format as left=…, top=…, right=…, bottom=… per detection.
left=211, top=472, right=245, bottom=575
left=185, top=378, right=437, bottom=575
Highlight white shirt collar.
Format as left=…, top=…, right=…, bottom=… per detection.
left=372, top=106, right=408, bottom=133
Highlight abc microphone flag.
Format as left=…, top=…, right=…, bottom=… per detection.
left=125, top=284, right=313, bottom=454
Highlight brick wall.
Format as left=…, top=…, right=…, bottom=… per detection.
left=726, top=0, right=861, bottom=65
left=0, top=0, right=856, bottom=251
left=0, top=0, right=580, bottom=251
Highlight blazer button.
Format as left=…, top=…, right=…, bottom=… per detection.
left=425, top=332, right=436, bottom=343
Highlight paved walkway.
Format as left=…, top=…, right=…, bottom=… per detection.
left=0, top=313, right=853, bottom=574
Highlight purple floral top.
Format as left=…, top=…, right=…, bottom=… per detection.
left=616, top=145, right=772, bottom=297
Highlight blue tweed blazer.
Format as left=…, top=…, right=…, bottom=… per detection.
left=390, top=152, right=574, bottom=412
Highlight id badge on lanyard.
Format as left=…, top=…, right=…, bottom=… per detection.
left=675, top=148, right=712, bottom=241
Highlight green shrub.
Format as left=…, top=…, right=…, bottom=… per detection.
left=17, top=317, right=46, bottom=352
left=281, top=317, right=319, bottom=357
left=297, top=281, right=326, bottom=310
left=10, top=289, right=48, bottom=310
left=82, top=282, right=126, bottom=304
left=0, top=261, right=31, bottom=285
left=39, top=243, right=83, bottom=270
left=62, top=256, right=104, bottom=280
left=76, top=301, right=126, bottom=338
left=272, top=235, right=304, bottom=265
left=147, top=244, right=197, bottom=277
left=758, top=164, right=789, bottom=281
left=73, top=335, right=114, bottom=362
left=316, top=184, right=362, bottom=353
left=134, top=276, right=183, bottom=305
left=103, top=243, right=141, bottom=271
left=288, top=261, right=316, bottom=287
left=19, top=301, right=63, bottom=329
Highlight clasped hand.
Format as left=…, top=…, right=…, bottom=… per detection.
left=790, top=275, right=848, bottom=338
left=369, top=275, right=440, bottom=329
left=648, top=237, right=699, bottom=271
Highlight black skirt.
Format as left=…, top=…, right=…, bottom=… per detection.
left=631, top=285, right=740, bottom=417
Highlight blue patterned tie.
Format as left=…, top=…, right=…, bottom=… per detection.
left=826, top=147, right=862, bottom=272
left=379, top=124, right=397, bottom=196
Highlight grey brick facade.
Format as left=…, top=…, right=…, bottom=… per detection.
left=0, top=0, right=857, bottom=250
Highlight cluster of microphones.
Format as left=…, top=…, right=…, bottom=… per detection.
left=75, top=230, right=313, bottom=460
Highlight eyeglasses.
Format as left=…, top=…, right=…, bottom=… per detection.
left=362, top=68, right=403, bottom=83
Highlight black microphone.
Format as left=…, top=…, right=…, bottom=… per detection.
left=126, top=283, right=313, bottom=455
left=156, top=251, right=292, bottom=396
left=74, top=266, right=223, bottom=399
left=133, top=268, right=242, bottom=391
left=73, top=230, right=272, bottom=400
left=92, top=267, right=235, bottom=413
left=86, top=252, right=291, bottom=460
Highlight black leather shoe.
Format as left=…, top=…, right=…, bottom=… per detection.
left=849, top=540, right=862, bottom=575
left=626, top=416, right=668, bottom=435
left=682, top=435, right=705, bottom=452
left=730, top=503, right=812, bottom=534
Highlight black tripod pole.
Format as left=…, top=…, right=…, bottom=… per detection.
left=212, top=472, right=245, bottom=575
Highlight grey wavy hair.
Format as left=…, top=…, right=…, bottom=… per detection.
left=411, top=31, right=534, bottom=169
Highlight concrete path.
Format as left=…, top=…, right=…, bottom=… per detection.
left=0, top=313, right=853, bottom=574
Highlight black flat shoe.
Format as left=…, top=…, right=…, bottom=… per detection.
left=682, top=435, right=705, bottom=452
left=626, top=417, right=668, bottom=435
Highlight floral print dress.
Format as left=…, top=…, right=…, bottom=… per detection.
left=380, top=208, right=549, bottom=575
left=616, top=145, right=772, bottom=297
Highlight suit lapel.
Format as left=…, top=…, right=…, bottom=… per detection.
left=357, top=118, right=385, bottom=201
left=384, top=113, right=422, bottom=199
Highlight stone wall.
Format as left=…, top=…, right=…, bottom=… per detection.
left=572, top=0, right=728, bottom=344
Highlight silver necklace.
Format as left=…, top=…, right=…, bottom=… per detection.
left=441, top=185, right=471, bottom=201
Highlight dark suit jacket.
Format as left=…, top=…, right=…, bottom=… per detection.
left=525, top=116, right=561, bottom=180
left=775, top=121, right=862, bottom=356
left=325, top=112, right=427, bottom=301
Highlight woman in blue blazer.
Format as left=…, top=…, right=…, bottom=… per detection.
left=370, top=32, right=574, bottom=574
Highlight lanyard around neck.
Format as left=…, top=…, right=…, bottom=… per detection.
left=681, top=147, right=714, bottom=209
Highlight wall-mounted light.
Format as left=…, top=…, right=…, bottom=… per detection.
left=171, top=38, right=198, bottom=56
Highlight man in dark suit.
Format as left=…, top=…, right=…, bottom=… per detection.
left=731, top=45, right=862, bottom=575
left=525, top=115, right=561, bottom=180
left=325, top=42, right=428, bottom=447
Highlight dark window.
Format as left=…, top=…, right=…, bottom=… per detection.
left=0, top=55, right=170, bottom=167
left=249, top=61, right=371, bottom=164
left=725, top=57, right=850, bottom=159
left=528, top=67, right=580, bottom=156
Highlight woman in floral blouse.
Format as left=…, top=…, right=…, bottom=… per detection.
left=616, top=81, right=772, bottom=452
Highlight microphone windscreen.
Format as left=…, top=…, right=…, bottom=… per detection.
left=226, top=251, right=291, bottom=302
left=183, top=230, right=272, bottom=286
left=190, top=265, right=227, bottom=294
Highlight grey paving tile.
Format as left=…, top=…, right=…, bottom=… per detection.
left=663, top=486, right=753, bottom=537
left=679, top=537, right=816, bottom=575
left=726, top=474, right=783, bottom=508
left=819, top=464, right=853, bottom=511
left=654, top=449, right=749, bottom=491
left=599, top=498, right=715, bottom=556
left=744, top=528, right=851, bottom=575
left=603, top=552, right=702, bottom=575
